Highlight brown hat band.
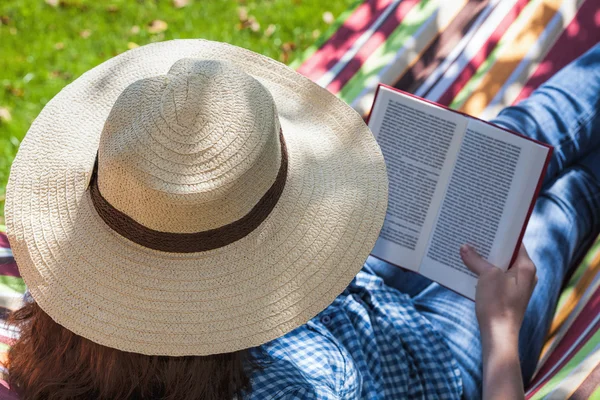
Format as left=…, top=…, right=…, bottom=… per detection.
left=89, top=130, right=288, bottom=253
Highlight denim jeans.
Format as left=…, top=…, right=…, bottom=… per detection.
left=367, top=42, right=600, bottom=399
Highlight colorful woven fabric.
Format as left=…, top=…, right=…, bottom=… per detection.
left=0, top=230, right=24, bottom=397
left=294, top=0, right=600, bottom=397
left=0, top=0, right=598, bottom=397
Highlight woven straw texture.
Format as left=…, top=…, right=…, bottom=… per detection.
left=4, top=40, right=389, bottom=356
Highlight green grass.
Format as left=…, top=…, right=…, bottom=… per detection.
left=0, top=0, right=356, bottom=224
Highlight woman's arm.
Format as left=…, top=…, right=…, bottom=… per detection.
left=460, top=244, right=538, bottom=400
left=480, top=323, right=523, bottom=400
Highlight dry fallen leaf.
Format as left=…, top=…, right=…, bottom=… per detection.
left=130, top=25, right=140, bottom=34
left=54, top=42, right=65, bottom=50
left=147, top=19, right=168, bottom=34
left=0, top=107, right=12, bottom=123
left=128, top=42, right=139, bottom=49
left=280, top=42, right=297, bottom=64
left=9, top=87, right=24, bottom=97
left=238, top=7, right=248, bottom=22
left=0, top=15, right=10, bottom=25
left=49, top=70, right=72, bottom=80
left=281, top=42, right=296, bottom=52
left=45, top=0, right=59, bottom=7
left=237, top=8, right=261, bottom=33
left=322, top=11, right=334, bottom=24
left=265, top=24, right=276, bottom=37
left=79, top=29, right=91, bottom=39
left=173, top=0, right=190, bottom=8
left=106, top=4, right=119, bottom=13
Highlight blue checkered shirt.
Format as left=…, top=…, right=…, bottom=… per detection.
left=244, top=265, right=462, bottom=399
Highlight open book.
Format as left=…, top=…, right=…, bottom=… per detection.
left=368, top=85, right=552, bottom=300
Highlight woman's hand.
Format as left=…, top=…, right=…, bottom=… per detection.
left=460, top=243, right=537, bottom=400
left=460, top=243, right=538, bottom=338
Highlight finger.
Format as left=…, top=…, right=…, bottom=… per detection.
left=460, top=244, right=496, bottom=276
left=513, top=244, right=537, bottom=278
left=515, top=244, right=533, bottom=267
left=507, top=244, right=529, bottom=270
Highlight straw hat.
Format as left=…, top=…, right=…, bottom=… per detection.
left=5, top=40, right=388, bottom=356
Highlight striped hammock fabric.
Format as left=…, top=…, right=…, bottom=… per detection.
left=0, top=233, right=20, bottom=399
left=0, top=0, right=598, bottom=398
left=293, top=0, right=600, bottom=398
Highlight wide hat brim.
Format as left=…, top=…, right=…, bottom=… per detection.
left=5, top=40, right=388, bottom=356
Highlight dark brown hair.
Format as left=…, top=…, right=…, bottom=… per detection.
left=4, top=301, right=260, bottom=400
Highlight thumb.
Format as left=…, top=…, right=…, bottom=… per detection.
left=460, top=244, right=495, bottom=276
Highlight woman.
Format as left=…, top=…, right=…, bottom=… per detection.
left=3, top=40, right=600, bottom=399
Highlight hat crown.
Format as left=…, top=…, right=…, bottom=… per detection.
left=97, top=59, right=282, bottom=233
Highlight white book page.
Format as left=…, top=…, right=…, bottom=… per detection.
left=420, top=118, right=549, bottom=299
left=368, top=86, right=467, bottom=271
